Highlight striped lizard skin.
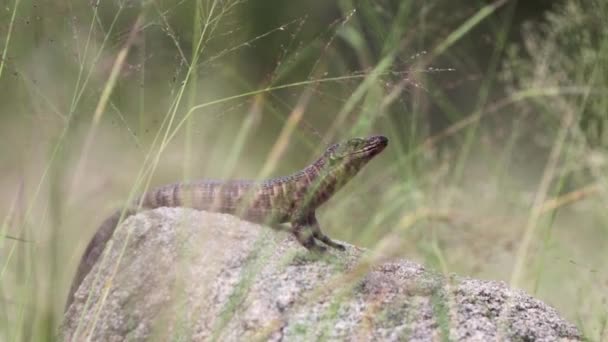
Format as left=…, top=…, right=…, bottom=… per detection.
left=66, top=135, right=388, bottom=309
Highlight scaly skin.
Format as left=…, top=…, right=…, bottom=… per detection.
left=66, top=135, right=388, bottom=309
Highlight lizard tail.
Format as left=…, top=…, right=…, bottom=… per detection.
left=65, top=208, right=136, bottom=311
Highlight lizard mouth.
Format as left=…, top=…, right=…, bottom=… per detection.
left=352, top=135, right=388, bottom=157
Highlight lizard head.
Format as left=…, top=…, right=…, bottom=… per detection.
left=323, top=135, right=388, bottom=171
left=308, top=135, right=388, bottom=203
left=295, top=135, right=388, bottom=210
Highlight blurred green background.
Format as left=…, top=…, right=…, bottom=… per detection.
left=1, top=0, right=607, bottom=340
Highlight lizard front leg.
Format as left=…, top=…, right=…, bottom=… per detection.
left=292, top=214, right=345, bottom=251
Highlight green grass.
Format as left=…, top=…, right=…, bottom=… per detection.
left=0, top=0, right=607, bottom=340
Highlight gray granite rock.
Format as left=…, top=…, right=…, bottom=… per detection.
left=62, top=208, right=581, bottom=341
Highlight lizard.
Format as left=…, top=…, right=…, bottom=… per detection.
left=66, top=135, right=388, bottom=309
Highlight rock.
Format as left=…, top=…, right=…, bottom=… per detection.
left=62, top=208, right=581, bottom=341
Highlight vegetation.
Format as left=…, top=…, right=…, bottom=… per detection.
left=0, top=0, right=606, bottom=340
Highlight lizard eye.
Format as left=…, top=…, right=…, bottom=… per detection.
left=351, top=138, right=363, bottom=145
left=351, top=138, right=365, bottom=149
